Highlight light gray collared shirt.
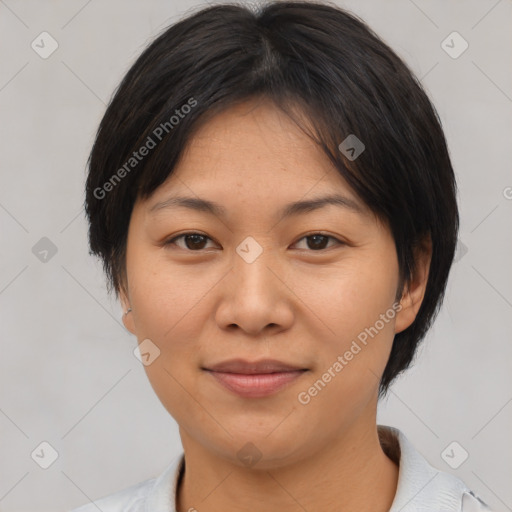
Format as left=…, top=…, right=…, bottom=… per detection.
left=70, top=425, right=492, bottom=512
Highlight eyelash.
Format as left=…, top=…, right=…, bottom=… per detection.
left=164, top=231, right=345, bottom=252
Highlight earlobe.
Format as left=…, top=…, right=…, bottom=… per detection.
left=119, top=289, right=136, bottom=335
left=122, top=309, right=136, bottom=335
left=394, top=235, right=432, bottom=334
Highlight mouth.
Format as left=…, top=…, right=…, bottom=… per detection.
left=202, top=358, right=309, bottom=398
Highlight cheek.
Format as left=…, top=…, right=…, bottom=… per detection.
left=126, top=246, right=207, bottom=340
left=292, top=252, right=399, bottom=398
left=293, top=252, right=399, bottom=341
left=127, top=256, right=210, bottom=422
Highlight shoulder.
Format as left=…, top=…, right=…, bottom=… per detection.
left=69, top=454, right=185, bottom=512
left=69, top=476, right=155, bottom=512
left=378, top=425, right=493, bottom=512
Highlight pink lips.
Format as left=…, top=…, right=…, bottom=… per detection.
left=203, top=358, right=308, bottom=398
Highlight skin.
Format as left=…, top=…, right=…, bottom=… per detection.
left=120, top=98, right=431, bottom=512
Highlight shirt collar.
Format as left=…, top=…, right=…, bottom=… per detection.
left=144, top=453, right=184, bottom=512
left=379, top=425, right=471, bottom=511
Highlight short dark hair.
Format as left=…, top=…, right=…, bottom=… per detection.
left=84, top=0, right=459, bottom=396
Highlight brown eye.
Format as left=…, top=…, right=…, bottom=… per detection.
left=293, top=234, right=343, bottom=251
left=165, top=232, right=215, bottom=251
left=164, top=232, right=343, bottom=252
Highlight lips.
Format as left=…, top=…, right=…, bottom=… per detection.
left=203, top=358, right=307, bottom=374
left=202, top=359, right=308, bottom=398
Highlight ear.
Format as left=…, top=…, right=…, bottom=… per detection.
left=119, top=286, right=136, bottom=335
left=394, top=235, right=432, bottom=334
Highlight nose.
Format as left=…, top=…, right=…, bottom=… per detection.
left=214, top=242, right=294, bottom=336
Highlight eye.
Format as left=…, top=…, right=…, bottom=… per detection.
left=164, top=232, right=344, bottom=252
left=292, top=233, right=344, bottom=251
left=164, top=232, right=218, bottom=251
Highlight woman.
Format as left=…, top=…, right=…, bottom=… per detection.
left=72, top=1, right=491, bottom=510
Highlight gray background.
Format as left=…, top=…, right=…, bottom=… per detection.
left=0, top=0, right=511, bottom=511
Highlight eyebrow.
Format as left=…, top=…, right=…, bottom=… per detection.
left=148, top=193, right=364, bottom=221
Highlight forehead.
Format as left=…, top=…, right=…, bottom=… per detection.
left=152, top=99, right=363, bottom=206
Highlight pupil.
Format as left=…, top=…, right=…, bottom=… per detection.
left=309, top=235, right=327, bottom=250
left=187, top=234, right=206, bottom=250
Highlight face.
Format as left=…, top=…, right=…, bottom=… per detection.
left=121, top=99, right=428, bottom=468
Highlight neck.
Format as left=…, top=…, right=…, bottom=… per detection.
left=176, top=415, right=399, bottom=512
